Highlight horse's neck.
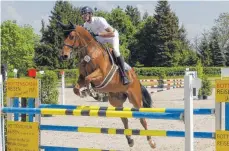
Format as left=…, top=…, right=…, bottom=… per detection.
left=78, top=32, right=113, bottom=78
left=85, top=42, right=113, bottom=78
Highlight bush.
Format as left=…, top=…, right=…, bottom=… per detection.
left=203, top=67, right=221, bottom=77
left=198, top=75, right=213, bottom=99
left=196, top=60, right=203, bottom=79
left=133, top=66, right=221, bottom=77
left=134, top=67, right=197, bottom=77
left=40, top=70, right=59, bottom=104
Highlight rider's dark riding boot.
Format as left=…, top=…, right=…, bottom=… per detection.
left=116, top=56, right=130, bottom=85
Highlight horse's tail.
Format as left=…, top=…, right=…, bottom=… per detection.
left=140, top=84, right=153, bottom=108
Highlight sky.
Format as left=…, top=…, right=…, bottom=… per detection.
left=1, top=0, right=229, bottom=43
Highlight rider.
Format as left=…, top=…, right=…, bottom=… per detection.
left=80, top=6, right=130, bottom=85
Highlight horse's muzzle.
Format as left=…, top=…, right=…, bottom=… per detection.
left=63, top=55, right=69, bottom=60
left=59, top=55, right=69, bottom=61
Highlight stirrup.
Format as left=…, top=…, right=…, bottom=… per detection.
left=122, top=76, right=130, bottom=85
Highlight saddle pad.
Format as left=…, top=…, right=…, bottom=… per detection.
left=124, top=62, right=132, bottom=71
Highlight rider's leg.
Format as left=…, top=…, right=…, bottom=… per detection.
left=111, top=31, right=130, bottom=85
left=96, top=31, right=129, bottom=85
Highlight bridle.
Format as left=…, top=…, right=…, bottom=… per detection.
left=62, top=30, right=98, bottom=76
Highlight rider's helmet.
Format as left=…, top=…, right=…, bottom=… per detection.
left=80, top=6, right=93, bottom=15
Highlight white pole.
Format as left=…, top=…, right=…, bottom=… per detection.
left=0, top=74, right=5, bottom=151
left=215, top=69, right=225, bottom=131
left=13, top=69, right=18, bottom=78
left=184, top=75, right=193, bottom=151
left=61, top=71, right=65, bottom=105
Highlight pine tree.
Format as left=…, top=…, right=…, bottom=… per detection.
left=128, top=16, right=157, bottom=66
left=178, top=24, right=190, bottom=48
left=225, top=45, right=229, bottom=66
left=198, top=37, right=211, bottom=66
left=35, top=0, right=83, bottom=69
left=152, top=0, right=180, bottom=66
left=209, top=36, right=225, bottom=66
left=143, top=11, right=149, bottom=20
left=125, top=5, right=141, bottom=26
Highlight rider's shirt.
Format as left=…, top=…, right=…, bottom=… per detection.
left=83, top=16, right=120, bottom=57
left=84, top=16, right=112, bottom=34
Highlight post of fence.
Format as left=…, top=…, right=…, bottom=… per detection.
left=184, top=75, right=193, bottom=151
left=60, top=70, right=65, bottom=105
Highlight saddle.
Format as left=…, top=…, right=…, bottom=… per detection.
left=99, top=43, right=132, bottom=72
left=88, top=31, right=131, bottom=72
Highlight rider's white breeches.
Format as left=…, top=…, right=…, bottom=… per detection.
left=95, top=30, right=120, bottom=57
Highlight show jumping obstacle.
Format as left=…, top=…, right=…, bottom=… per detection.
left=0, top=74, right=229, bottom=151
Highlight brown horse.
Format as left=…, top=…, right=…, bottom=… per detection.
left=59, top=21, right=156, bottom=149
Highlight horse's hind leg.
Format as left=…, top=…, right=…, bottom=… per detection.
left=140, top=118, right=156, bottom=149
left=127, top=88, right=156, bottom=149
left=108, top=93, right=134, bottom=147
left=121, top=118, right=134, bottom=147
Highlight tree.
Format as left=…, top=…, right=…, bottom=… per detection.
left=198, top=37, right=211, bottom=66
left=214, top=13, right=229, bottom=51
left=94, top=10, right=110, bottom=19
left=178, top=24, right=191, bottom=48
left=107, top=7, right=136, bottom=60
left=128, top=16, right=157, bottom=66
left=125, top=5, right=141, bottom=26
left=34, top=44, right=59, bottom=69
left=143, top=11, right=149, bottom=20
left=181, top=50, right=199, bottom=66
left=225, top=45, right=229, bottom=66
left=36, top=0, right=83, bottom=69
left=1, top=20, right=39, bottom=75
left=209, top=29, right=225, bottom=66
left=152, top=0, right=181, bottom=66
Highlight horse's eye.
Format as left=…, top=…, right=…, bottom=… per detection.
left=69, top=35, right=74, bottom=40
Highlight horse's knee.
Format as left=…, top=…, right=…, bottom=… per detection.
left=73, top=87, right=80, bottom=96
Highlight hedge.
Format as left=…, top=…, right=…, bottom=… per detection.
left=133, top=67, right=221, bottom=77
left=50, top=67, right=222, bottom=83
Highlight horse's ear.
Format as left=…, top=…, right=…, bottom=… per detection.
left=57, top=21, right=71, bottom=30
left=69, top=21, right=76, bottom=30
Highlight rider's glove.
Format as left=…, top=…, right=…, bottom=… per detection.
left=90, top=32, right=99, bottom=37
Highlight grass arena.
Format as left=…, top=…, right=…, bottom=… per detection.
left=1, top=76, right=228, bottom=151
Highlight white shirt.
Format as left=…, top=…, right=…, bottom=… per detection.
left=84, top=16, right=112, bottom=34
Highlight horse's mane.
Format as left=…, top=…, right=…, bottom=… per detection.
left=63, top=24, right=96, bottom=40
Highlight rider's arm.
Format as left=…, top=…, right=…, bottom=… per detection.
left=98, top=27, right=115, bottom=37
left=97, top=17, right=115, bottom=37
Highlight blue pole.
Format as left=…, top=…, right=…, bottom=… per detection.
left=28, top=98, right=35, bottom=122
left=13, top=97, right=19, bottom=121
left=225, top=102, right=229, bottom=131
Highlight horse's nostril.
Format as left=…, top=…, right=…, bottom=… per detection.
left=64, top=55, right=68, bottom=59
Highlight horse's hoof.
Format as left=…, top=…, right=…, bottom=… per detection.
left=148, top=139, right=156, bottom=149
left=128, top=139, right=134, bottom=147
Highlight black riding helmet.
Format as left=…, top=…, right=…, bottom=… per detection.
left=80, top=6, right=93, bottom=15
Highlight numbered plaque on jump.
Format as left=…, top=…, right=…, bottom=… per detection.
left=215, top=80, right=229, bottom=102
left=6, top=78, right=39, bottom=98
left=216, top=130, right=229, bottom=151
left=7, top=121, right=39, bottom=151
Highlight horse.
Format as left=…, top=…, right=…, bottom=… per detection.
left=58, top=21, right=156, bottom=149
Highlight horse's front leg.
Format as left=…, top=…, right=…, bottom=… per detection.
left=85, top=68, right=103, bottom=85
left=73, top=75, right=86, bottom=96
